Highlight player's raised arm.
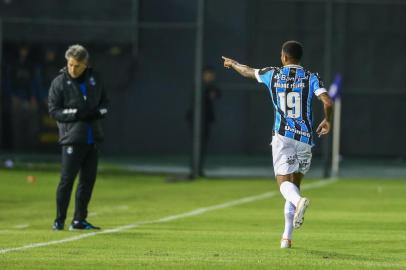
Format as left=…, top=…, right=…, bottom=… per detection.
left=316, top=92, right=333, bottom=137
left=222, top=56, right=256, bottom=79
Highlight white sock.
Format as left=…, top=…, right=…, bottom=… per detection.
left=279, top=181, right=301, bottom=207
left=282, top=200, right=295, bottom=240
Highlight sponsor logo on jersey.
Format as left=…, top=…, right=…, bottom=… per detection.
left=274, top=74, right=309, bottom=81
left=285, top=125, right=311, bottom=138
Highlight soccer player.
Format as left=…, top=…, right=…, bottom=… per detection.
left=222, top=40, right=333, bottom=248
left=48, top=45, right=108, bottom=231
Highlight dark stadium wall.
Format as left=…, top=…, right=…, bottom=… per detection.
left=1, top=0, right=405, bottom=158
left=102, top=0, right=253, bottom=156
left=96, top=0, right=406, bottom=158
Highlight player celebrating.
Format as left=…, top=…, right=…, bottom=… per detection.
left=222, top=40, right=333, bottom=248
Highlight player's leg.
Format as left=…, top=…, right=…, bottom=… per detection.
left=277, top=174, right=310, bottom=233
left=281, top=200, right=295, bottom=248
left=292, top=143, right=312, bottom=229
left=272, top=134, right=313, bottom=247
left=71, top=144, right=100, bottom=230
left=277, top=174, right=301, bottom=206
left=54, top=145, right=82, bottom=230
left=277, top=174, right=306, bottom=204
left=272, top=134, right=300, bottom=247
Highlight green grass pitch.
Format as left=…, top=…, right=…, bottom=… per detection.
left=0, top=169, right=405, bottom=269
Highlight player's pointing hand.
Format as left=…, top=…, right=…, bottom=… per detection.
left=222, top=56, right=237, bottom=69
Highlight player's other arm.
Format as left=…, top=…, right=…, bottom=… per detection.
left=222, top=56, right=256, bottom=79
left=316, top=93, right=333, bottom=137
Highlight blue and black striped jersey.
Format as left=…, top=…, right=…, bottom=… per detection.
left=255, top=65, right=327, bottom=145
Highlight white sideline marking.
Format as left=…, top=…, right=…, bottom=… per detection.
left=0, top=179, right=336, bottom=255
left=14, top=224, right=30, bottom=229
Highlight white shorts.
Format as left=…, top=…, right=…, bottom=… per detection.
left=271, top=134, right=312, bottom=176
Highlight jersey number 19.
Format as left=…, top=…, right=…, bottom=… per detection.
left=278, top=92, right=301, bottom=119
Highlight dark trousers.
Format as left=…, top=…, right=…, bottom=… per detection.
left=190, top=124, right=211, bottom=177
left=55, top=144, right=98, bottom=223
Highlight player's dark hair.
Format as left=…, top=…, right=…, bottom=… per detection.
left=282, top=41, right=303, bottom=61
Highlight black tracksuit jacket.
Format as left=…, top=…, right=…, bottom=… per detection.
left=48, top=67, right=108, bottom=145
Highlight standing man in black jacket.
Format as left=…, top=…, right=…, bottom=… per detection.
left=48, top=44, right=108, bottom=231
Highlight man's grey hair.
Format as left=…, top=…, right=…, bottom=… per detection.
left=65, top=44, right=89, bottom=62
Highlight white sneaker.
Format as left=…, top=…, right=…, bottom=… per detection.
left=293, top=197, right=310, bottom=229
left=280, top=239, right=292, bottom=249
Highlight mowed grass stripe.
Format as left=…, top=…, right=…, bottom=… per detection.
left=0, top=179, right=336, bottom=254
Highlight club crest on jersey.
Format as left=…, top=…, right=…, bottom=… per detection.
left=67, top=80, right=72, bottom=85
left=66, top=146, right=73, bottom=155
left=89, top=77, right=96, bottom=86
